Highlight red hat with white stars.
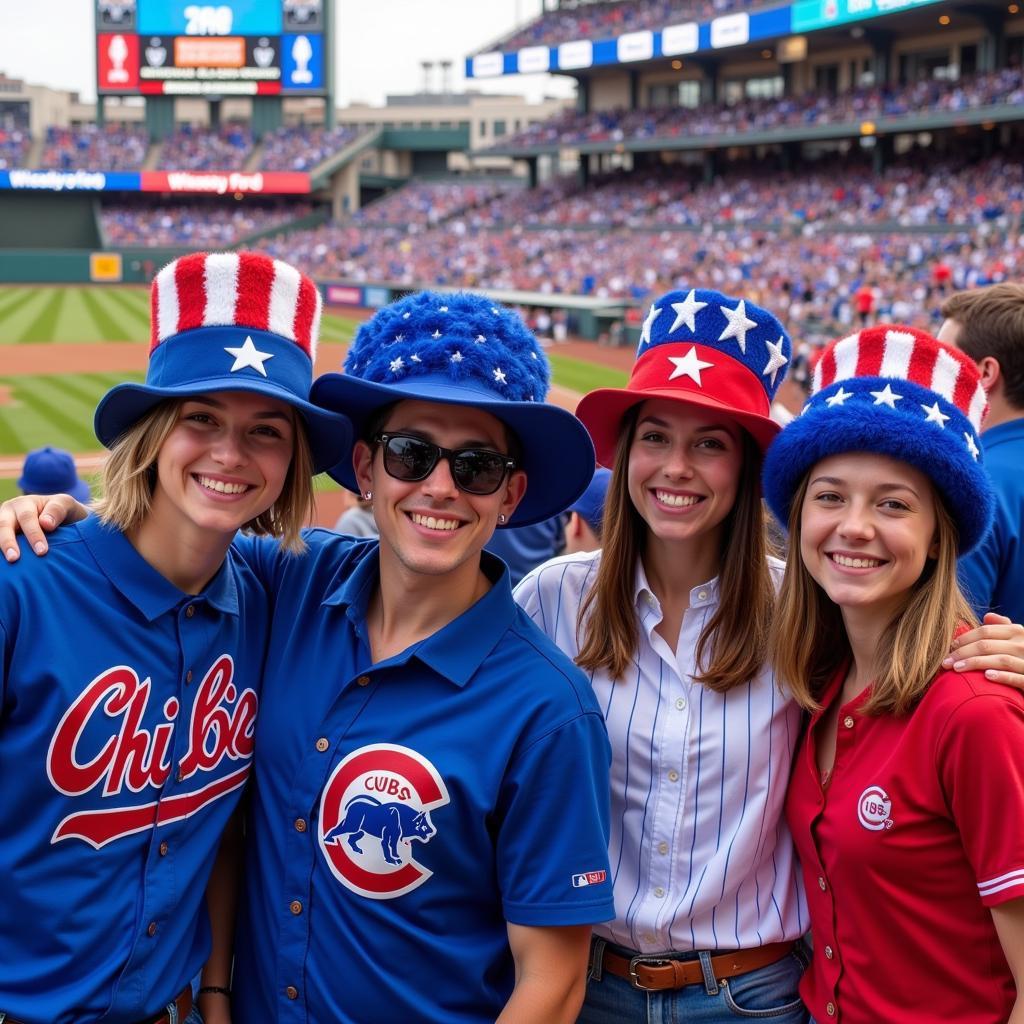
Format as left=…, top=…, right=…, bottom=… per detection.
left=94, top=251, right=351, bottom=473
left=576, top=287, right=791, bottom=466
left=763, top=324, right=994, bottom=553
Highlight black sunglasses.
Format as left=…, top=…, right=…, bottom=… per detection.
left=375, top=433, right=516, bottom=496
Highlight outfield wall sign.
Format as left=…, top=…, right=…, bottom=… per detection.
left=0, top=170, right=311, bottom=195
left=792, top=0, right=944, bottom=32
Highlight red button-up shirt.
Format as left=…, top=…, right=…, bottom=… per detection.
left=786, top=667, right=1024, bottom=1023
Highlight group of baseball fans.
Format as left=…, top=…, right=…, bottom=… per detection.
left=1, top=252, right=1023, bottom=1024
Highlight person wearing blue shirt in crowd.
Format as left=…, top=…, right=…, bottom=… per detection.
left=938, top=283, right=1024, bottom=624
left=563, top=466, right=611, bottom=555
left=0, top=251, right=351, bottom=1024
left=484, top=512, right=565, bottom=585
left=227, top=290, right=614, bottom=1024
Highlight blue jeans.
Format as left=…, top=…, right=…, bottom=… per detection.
left=578, top=942, right=809, bottom=1024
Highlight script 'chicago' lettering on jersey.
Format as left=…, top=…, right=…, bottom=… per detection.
left=45, top=654, right=257, bottom=849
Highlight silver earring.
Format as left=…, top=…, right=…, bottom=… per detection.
left=498, top=514, right=506, bottom=524
left=364, top=492, right=372, bottom=500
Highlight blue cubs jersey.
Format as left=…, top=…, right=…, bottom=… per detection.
left=0, top=516, right=268, bottom=1024
left=231, top=531, right=614, bottom=1024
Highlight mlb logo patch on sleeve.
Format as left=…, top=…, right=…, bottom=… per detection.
left=572, top=869, right=608, bottom=888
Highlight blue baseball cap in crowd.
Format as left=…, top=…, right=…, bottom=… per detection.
left=569, top=467, right=611, bottom=536
left=19, top=447, right=91, bottom=502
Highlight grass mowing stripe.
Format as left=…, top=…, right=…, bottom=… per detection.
left=547, top=352, right=628, bottom=393
left=33, top=373, right=113, bottom=411
left=0, top=406, right=27, bottom=455
left=3, top=376, right=100, bottom=449
left=81, top=287, right=138, bottom=343
left=0, top=290, right=48, bottom=342
left=17, top=289, right=66, bottom=344
left=0, top=288, right=34, bottom=320
left=104, top=288, right=152, bottom=331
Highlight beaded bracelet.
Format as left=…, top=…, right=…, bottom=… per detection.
left=198, top=986, right=232, bottom=997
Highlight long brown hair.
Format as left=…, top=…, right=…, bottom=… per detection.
left=770, top=470, right=976, bottom=715
left=575, top=405, right=776, bottom=692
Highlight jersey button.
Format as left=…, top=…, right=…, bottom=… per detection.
left=653, top=886, right=665, bottom=898
left=697, top=590, right=708, bottom=601
left=315, top=737, right=329, bottom=753
left=826, top=1002, right=836, bottom=1017
left=285, top=986, right=299, bottom=1000
left=843, top=715, right=855, bottom=729
left=667, top=769, right=679, bottom=782
left=289, top=900, right=303, bottom=915
left=657, top=841, right=668, bottom=855
left=146, top=921, right=157, bottom=937
left=185, top=605, right=195, bottom=619
left=159, top=841, right=169, bottom=856
left=818, top=876, right=827, bottom=891
left=185, top=669, right=193, bottom=683
left=675, top=697, right=686, bottom=710
left=294, top=818, right=307, bottom=833
left=356, top=675, right=371, bottom=686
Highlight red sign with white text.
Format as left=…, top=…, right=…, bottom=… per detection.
left=97, top=33, right=140, bottom=91
left=140, top=170, right=311, bottom=195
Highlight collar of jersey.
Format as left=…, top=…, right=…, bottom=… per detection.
left=77, top=514, right=239, bottom=621
left=326, top=543, right=515, bottom=688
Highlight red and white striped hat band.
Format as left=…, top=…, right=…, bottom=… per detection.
left=812, top=325, right=987, bottom=434
left=150, top=251, right=321, bottom=359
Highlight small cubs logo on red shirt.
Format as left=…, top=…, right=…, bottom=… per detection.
left=857, top=785, right=894, bottom=831
left=318, top=743, right=450, bottom=900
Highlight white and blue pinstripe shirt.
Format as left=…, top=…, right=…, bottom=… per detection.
left=514, top=550, right=808, bottom=954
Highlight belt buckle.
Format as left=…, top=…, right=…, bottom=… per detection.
left=628, top=954, right=672, bottom=991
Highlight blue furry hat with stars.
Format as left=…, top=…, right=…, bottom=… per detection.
left=311, top=291, right=596, bottom=527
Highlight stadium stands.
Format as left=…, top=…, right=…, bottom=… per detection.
left=156, top=122, right=254, bottom=171
left=39, top=124, right=149, bottom=172
left=100, top=203, right=314, bottom=247
left=259, top=124, right=364, bottom=171
left=491, top=68, right=1024, bottom=152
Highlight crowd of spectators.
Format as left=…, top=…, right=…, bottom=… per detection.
left=259, top=124, right=364, bottom=171
left=489, top=0, right=766, bottom=53
left=100, top=202, right=313, bottom=247
left=157, top=122, right=253, bottom=171
left=354, top=181, right=521, bottom=226
left=493, top=68, right=1024, bottom=150
left=38, top=124, right=148, bottom=172
left=0, top=125, right=29, bottom=170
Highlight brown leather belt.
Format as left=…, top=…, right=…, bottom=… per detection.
left=602, top=940, right=796, bottom=991
left=0, top=984, right=192, bottom=1024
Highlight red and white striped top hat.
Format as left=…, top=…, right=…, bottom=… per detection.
left=94, top=251, right=351, bottom=473
left=763, top=324, right=994, bottom=552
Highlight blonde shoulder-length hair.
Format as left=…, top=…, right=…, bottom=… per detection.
left=575, top=405, right=776, bottom=692
left=93, top=398, right=315, bottom=553
left=770, top=470, right=976, bottom=716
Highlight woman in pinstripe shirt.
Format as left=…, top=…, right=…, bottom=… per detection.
left=514, top=288, right=1023, bottom=1024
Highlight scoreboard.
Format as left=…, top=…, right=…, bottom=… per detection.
left=96, top=1, right=326, bottom=95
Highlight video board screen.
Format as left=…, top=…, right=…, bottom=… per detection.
left=96, top=1, right=325, bottom=95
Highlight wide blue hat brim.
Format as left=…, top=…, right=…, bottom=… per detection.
left=762, top=384, right=994, bottom=553
left=310, top=372, right=596, bottom=528
left=96, top=379, right=351, bottom=475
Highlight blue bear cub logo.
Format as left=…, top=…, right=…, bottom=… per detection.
left=324, top=795, right=437, bottom=866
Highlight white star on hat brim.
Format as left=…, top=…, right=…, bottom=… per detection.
left=762, top=336, right=788, bottom=387
left=640, top=304, right=662, bottom=347
left=870, top=383, right=904, bottom=409
left=225, top=336, right=274, bottom=377
left=667, top=347, right=714, bottom=386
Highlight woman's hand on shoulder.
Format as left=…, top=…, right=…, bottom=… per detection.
left=0, top=493, right=85, bottom=562
left=944, top=613, right=1024, bottom=688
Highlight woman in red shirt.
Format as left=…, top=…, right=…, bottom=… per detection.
left=763, top=324, right=1024, bottom=1024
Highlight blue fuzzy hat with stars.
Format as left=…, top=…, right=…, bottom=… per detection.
left=311, top=291, right=596, bottom=527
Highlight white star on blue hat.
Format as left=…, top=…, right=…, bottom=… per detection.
left=717, top=300, right=757, bottom=354
left=224, top=335, right=274, bottom=377
left=668, top=290, right=707, bottom=334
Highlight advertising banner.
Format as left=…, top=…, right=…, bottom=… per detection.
left=792, top=0, right=944, bottom=32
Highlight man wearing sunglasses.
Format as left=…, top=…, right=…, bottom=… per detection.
left=227, top=290, right=614, bottom=1024
left=0, top=289, right=612, bottom=1024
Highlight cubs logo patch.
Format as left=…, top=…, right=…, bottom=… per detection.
left=857, top=785, right=894, bottom=831
left=318, top=743, right=449, bottom=900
